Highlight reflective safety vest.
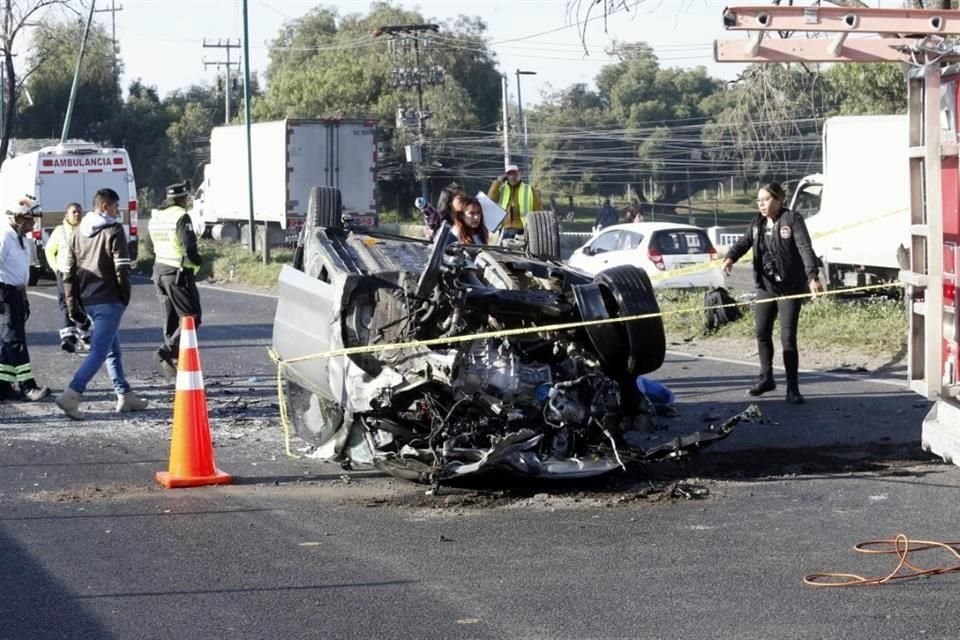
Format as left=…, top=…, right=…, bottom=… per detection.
left=46, top=221, right=77, bottom=274
left=498, top=182, right=533, bottom=229
left=149, top=206, right=200, bottom=274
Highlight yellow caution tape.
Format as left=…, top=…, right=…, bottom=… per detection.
left=268, top=280, right=903, bottom=458
left=644, top=205, right=908, bottom=283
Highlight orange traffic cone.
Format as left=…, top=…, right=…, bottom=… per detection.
left=156, top=316, right=232, bottom=489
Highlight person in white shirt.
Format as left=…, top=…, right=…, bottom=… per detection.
left=0, top=196, right=50, bottom=401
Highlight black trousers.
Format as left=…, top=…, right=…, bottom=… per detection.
left=155, top=271, right=202, bottom=357
left=753, top=289, right=803, bottom=389
left=55, top=273, right=89, bottom=343
left=0, top=283, right=37, bottom=393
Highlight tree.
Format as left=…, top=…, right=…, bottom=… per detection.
left=18, top=18, right=121, bottom=141
left=825, top=64, right=907, bottom=115
left=254, top=2, right=502, bottom=202
left=0, top=0, right=81, bottom=165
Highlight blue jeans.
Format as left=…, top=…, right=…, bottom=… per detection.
left=69, top=302, right=130, bottom=395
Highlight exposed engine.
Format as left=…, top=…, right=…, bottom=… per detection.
left=278, top=221, right=756, bottom=485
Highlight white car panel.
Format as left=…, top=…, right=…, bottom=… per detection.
left=567, top=222, right=724, bottom=289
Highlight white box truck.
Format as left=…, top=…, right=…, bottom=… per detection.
left=788, top=114, right=910, bottom=287
left=0, top=141, right=139, bottom=284
left=193, top=119, right=378, bottom=245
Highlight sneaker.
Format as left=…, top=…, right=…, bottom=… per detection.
left=76, top=340, right=91, bottom=353
left=60, top=339, right=77, bottom=353
left=155, top=349, right=177, bottom=377
left=116, top=392, right=149, bottom=413
left=748, top=377, right=776, bottom=397
left=55, top=388, right=83, bottom=420
left=22, top=385, right=51, bottom=402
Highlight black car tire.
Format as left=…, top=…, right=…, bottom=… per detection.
left=28, top=266, right=41, bottom=287
left=593, top=265, right=666, bottom=375
left=525, top=210, right=560, bottom=261
left=307, top=186, right=343, bottom=230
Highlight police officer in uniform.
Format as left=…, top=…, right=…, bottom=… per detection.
left=149, top=181, right=202, bottom=376
left=0, top=196, right=50, bottom=401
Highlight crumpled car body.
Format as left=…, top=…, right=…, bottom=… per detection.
left=273, top=222, right=741, bottom=484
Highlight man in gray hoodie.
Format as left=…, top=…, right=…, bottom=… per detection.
left=55, top=188, right=148, bottom=419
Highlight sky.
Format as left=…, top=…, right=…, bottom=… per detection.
left=82, top=0, right=754, bottom=106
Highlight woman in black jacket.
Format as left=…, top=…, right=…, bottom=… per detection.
left=720, top=182, right=823, bottom=404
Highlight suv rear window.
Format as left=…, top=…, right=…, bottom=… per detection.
left=652, top=229, right=713, bottom=255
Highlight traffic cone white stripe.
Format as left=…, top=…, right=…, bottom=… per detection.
left=180, top=328, right=198, bottom=350
left=176, top=370, right=204, bottom=391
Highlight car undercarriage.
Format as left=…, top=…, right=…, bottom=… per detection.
left=273, top=200, right=754, bottom=485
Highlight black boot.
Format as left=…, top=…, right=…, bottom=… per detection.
left=155, top=348, right=177, bottom=377
left=748, top=376, right=776, bottom=396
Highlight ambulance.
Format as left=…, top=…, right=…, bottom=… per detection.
left=0, top=141, right=139, bottom=284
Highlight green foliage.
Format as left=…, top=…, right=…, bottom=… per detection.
left=18, top=20, right=121, bottom=140
left=201, top=240, right=293, bottom=289
left=657, top=289, right=906, bottom=359
left=530, top=43, right=722, bottom=203
left=825, top=64, right=908, bottom=115
left=253, top=2, right=502, bottom=200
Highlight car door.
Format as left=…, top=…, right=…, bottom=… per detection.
left=571, top=229, right=621, bottom=274
left=604, top=230, right=644, bottom=270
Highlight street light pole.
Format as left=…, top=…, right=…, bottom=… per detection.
left=515, top=69, right=536, bottom=176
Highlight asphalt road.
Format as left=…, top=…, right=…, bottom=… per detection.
left=1, top=276, right=957, bottom=640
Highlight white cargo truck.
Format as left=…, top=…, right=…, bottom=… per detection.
left=193, top=119, right=378, bottom=245
left=788, top=114, right=910, bottom=288
left=0, top=141, right=139, bottom=284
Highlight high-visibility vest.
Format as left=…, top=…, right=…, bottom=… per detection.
left=498, top=183, right=533, bottom=228
left=149, top=206, right=200, bottom=274
left=46, top=221, right=77, bottom=274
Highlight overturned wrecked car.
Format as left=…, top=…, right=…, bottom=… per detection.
left=272, top=187, right=750, bottom=485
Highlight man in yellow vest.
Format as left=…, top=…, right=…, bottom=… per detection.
left=488, top=164, right=542, bottom=240
left=45, top=202, right=91, bottom=353
left=149, top=181, right=202, bottom=376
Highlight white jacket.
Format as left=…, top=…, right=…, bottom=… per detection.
left=0, top=221, right=29, bottom=287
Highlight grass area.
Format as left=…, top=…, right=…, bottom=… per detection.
left=657, top=289, right=908, bottom=357
left=134, top=236, right=293, bottom=289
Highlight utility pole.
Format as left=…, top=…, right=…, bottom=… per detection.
left=94, top=0, right=122, bottom=90
left=501, top=73, right=511, bottom=171
left=202, top=39, right=241, bottom=124
left=62, top=0, right=96, bottom=144
left=376, top=24, right=441, bottom=201
left=240, top=1, right=256, bottom=255
left=515, top=69, right=536, bottom=175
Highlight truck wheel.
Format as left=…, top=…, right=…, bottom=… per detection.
left=593, top=265, right=666, bottom=375
left=28, top=266, right=41, bottom=287
left=212, top=222, right=240, bottom=244
left=525, top=210, right=560, bottom=261
left=308, top=186, right=343, bottom=230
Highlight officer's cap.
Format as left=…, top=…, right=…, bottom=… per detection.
left=165, top=181, right=192, bottom=198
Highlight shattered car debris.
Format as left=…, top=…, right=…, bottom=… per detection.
left=273, top=197, right=751, bottom=484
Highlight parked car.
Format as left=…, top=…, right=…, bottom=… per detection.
left=567, top=222, right=724, bottom=289
left=272, top=188, right=754, bottom=485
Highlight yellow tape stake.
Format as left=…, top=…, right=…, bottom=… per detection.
left=269, top=281, right=903, bottom=458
